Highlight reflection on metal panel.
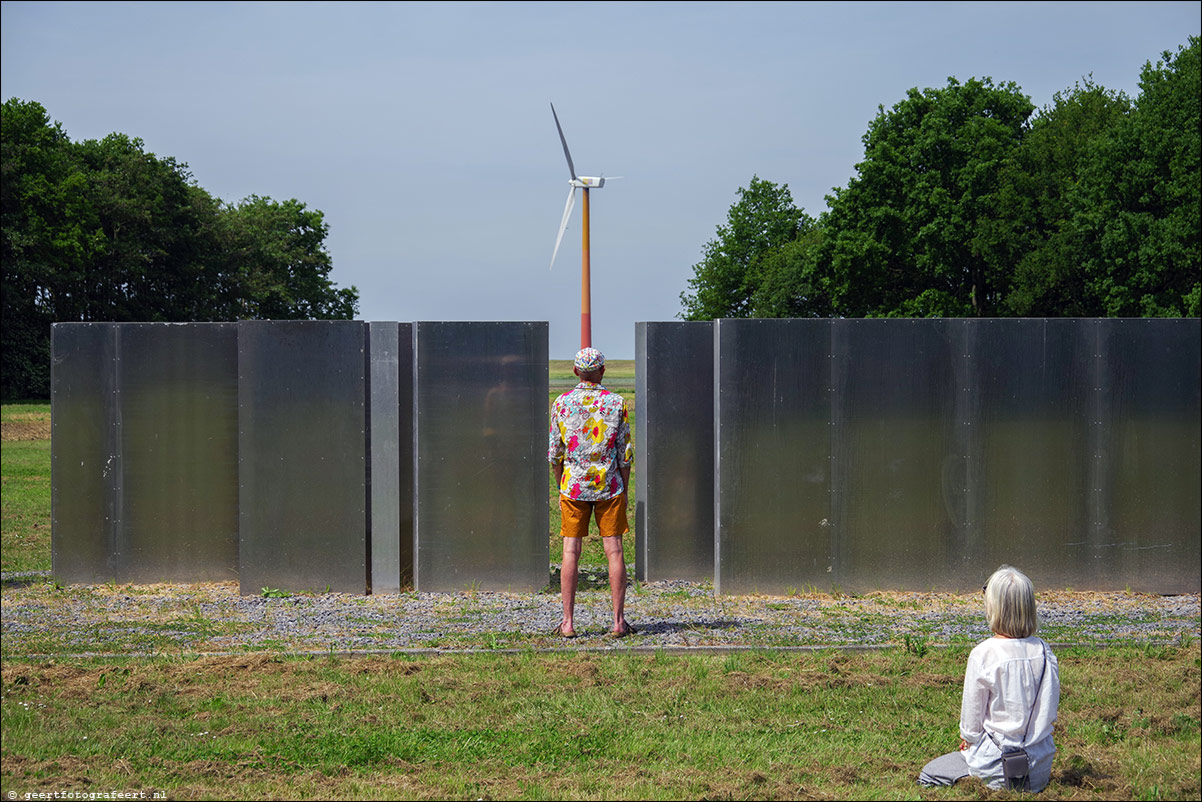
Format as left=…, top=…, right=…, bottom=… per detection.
left=368, top=322, right=415, bottom=593
left=636, top=323, right=648, bottom=580
left=833, top=319, right=963, bottom=590
left=238, top=321, right=367, bottom=594
left=51, top=324, right=118, bottom=584
left=974, top=319, right=1093, bottom=590
left=369, top=323, right=401, bottom=594
left=635, top=322, right=713, bottom=582
left=413, top=322, right=548, bottom=592
left=398, top=323, right=414, bottom=588
left=1100, top=319, right=1201, bottom=592
left=701, top=318, right=1200, bottom=594
left=51, top=323, right=238, bottom=585
left=715, top=320, right=831, bottom=595
left=117, top=324, right=239, bottom=582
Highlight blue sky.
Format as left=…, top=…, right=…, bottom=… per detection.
left=2, top=1, right=1198, bottom=357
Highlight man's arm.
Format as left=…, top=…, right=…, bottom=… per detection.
left=548, top=405, right=566, bottom=492
left=618, top=398, right=633, bottom=495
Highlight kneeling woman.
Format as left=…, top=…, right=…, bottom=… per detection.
left=919, top=565, right=1061, bottom=791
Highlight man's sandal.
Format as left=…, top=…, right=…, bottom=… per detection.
left=556, top=621, right=577, bottom=638
left=611, top=621, right=638, bottom=638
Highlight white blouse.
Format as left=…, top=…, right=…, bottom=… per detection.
left=960, top=635, right=1060, bottom=791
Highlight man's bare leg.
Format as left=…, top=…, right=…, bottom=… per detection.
left=560, top=536, right=582, bottom=636
left=602, top=535, right=629, bottom=634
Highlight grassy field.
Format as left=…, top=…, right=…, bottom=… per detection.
left=2, top=646, right=1198, bottom=800
left=0, top=403, right=51, bottom=573
left=3, top=397, right=1200, bottom=800
left=550, top=358, right=635, bottom=388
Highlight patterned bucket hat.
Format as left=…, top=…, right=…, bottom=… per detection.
left=574, top=347, right=605, bottom=371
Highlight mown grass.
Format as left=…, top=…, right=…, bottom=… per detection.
left=2, top=645, right=1198, bottom=800
left=1, top=403, right=52, bottom=573
left=550, top=358, right=635, bottom=388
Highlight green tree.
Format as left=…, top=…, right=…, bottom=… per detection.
left=1, top=99, right=360, bottom=399
left=1072, top=36, right=1200, bottom=316
left=819, top=77, right=1034, bottom=317
left=1, top=99, right=91, bottom=397
left=747, top=227, right=831, bottom=317
left=995, top=79, right=1132, bottom=316
left=679, top=176, right=812, bottom=320
left=69, top=133, right=224, bottom=322
left=219, top=195, right=358, bottom=320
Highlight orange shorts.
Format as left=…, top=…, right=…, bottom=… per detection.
left=559, top=494, right=629, bottom=539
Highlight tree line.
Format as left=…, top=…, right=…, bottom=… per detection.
left=681, top=38, right=1199, bottom=322
left=2, top=99, right=359, bottom=399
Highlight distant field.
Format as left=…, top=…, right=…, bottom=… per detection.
left=550, top=359, right=634, bottom=388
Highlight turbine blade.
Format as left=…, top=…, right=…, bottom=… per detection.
left=550, top=102, right=577, bottom=180
left=550, top=187, right=576, bottom=270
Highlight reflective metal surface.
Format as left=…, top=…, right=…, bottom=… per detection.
left=51, top=324, right=118, bottom=584
left=974, top=319, right=1093, bottom=589
left=116, top=324, right=239, bottom=582
left=635, top=322, right=713, bottom=581
left=714, top=320, right=832, bottom=595
left=704, top=318, right=1199, bottom=594
left=49, top=317, right=1197, bottom=595
left=51, top=324, right=239, bottom=584
left=1095, top=319, right=1200, bottom=591
left=832, top=319, right=963, bottom=590
left=237, top=321, right=367, bottom=594
left=413, top=322, right=549, bottom=591
left=367, top=322, right=414, bottom=593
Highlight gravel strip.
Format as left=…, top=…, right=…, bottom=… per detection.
left=2, top=572, right=1198, bottom=656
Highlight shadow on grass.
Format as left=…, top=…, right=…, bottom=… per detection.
left=0, top=570, right=51, bottom=589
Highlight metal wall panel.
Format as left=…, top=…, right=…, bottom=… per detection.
left=51, top=324, right=118, bottom=584
left=413, top=322, right=549, bottom=591
left=715, top=319, right=832, bottom=595
left=973, top=319, right=1093, bottom=591
left=1098, top=319, right=1201, bottom=592
left=635, top=322, right=714, bottom=581
left=368, top=322, right=414, bottom=593
left=238, top=321, right=367, bottom=594
left=116, top=324, right=239, bottom=582
left=397, top=323, right=414, bottom=589
left=52, top=323, right=239, bottom=585
left=703, top=318, right=1199, bottom=593
left=832, top=319, right=963, bottom=590
left=368, top=322, right=400, bottom=594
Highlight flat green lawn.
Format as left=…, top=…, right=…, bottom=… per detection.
left=2, top=645, right=1198, bottom=800
left=1, top=403, right=52, bottom=573
left=550, top=358, right=635, bottom=388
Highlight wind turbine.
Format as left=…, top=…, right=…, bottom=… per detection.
left=549, top=102, right=618, bottom=349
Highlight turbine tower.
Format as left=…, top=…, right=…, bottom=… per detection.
left=549, top=102, right=617, bottom=349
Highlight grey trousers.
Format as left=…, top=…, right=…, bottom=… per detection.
left=918, top=751, right=970, bottom=787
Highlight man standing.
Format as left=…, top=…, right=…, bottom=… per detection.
left=548, top=347, right=636, bottom=637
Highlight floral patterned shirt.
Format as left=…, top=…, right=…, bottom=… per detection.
left=548, top=381, right=634, bottom=501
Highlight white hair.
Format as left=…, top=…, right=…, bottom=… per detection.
left=984, top=565, right=1038, bottom=638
